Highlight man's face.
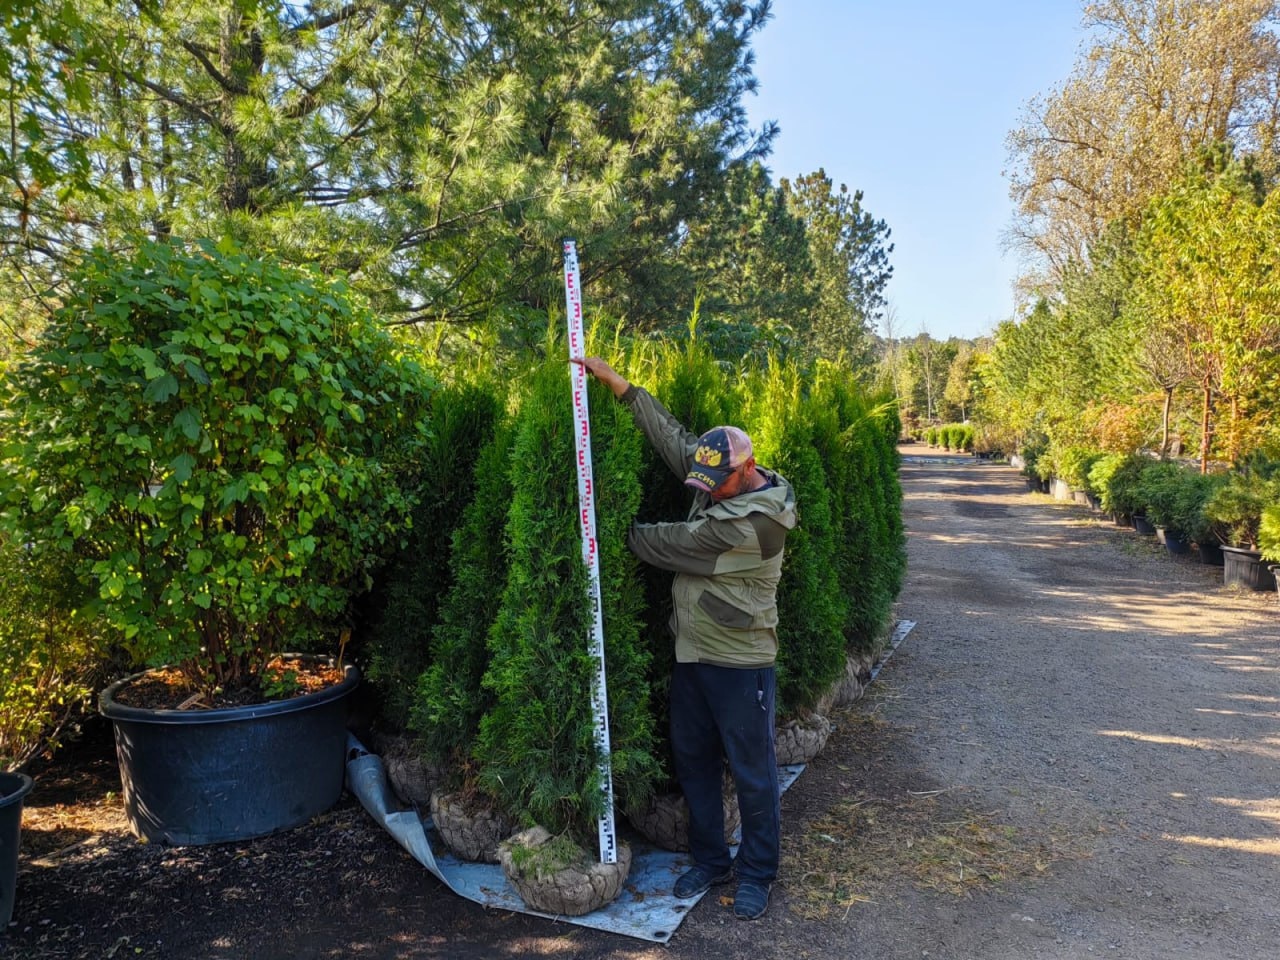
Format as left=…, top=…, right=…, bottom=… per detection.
left=708, top=462, right=752, bottom=501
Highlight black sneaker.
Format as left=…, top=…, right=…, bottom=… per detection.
left=733, top=881, right=770, bottom=920
left=673, top=864, right=734, bottom=899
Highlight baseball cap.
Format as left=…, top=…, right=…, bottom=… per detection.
left=684, top=426, right=753, bottom=493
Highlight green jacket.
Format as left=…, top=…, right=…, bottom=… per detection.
left=622, top=385, right=797, bottom=668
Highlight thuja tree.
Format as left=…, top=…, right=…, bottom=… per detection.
left=812, top=366, right=905, bottom=655
left=740, top=361, right=846, bottom=715
left=475, top=359, right=659, bottom=839
left=361, top=380, right=504, bottom=728
left=411, top=412, right=516, bottom=773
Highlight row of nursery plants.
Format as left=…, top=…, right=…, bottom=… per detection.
left=0, top=240, right=906, bottom=915
left=1013, top=437, right=1280, bottom=589
left=359, top=327, right=907, bottom=909
left=922, top=423, right=975, bottom=451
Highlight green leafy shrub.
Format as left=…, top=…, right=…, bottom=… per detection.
left=1020, top=435, right=1049, bottom=479
left=0, top=534, right=108, bottom=770
left=1134, top=461, right=1187, bottom=530
left=1179, top=472, right=1230, bottom=545
left=1056, top=446, right=1104, bottom=493
left=0, top=240, right=432, bottom=696
left=1259, top=503, right=1280, bottom=562
left=1089, top=453, right=1148, bottom=518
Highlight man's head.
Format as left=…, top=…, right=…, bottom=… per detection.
left=685, top=426, right=756, bottom=500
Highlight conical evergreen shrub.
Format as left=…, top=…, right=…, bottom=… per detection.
left=740, top=361, right=845, bottom=715
left=362, top=381, right=503, bottom=727
left=411, top=408, right=516, bottom=773
left=474, top=358, right=659, bottom=842
left=813, top=368, right=904, bottom=655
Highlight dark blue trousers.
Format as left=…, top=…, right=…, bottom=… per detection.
left=669, top=661, right=781, bottom=885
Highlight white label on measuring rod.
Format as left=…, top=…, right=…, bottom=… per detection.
left=562, top=238, right=618, bottom=865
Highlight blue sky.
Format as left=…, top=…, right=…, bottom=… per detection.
left=744, top=1, right=1085, bottom=342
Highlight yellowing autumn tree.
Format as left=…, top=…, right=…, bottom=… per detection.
left=1006, top=0, right=1280, bottom=286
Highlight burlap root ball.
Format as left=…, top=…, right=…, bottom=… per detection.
left=498, top=826, right=632, bottom=917
left=774, top=712, right=834, bottom=765
left=375, top=734, right=444, bottom=809
left=816, top=652, right=875, bottom=715
left=429, top=788, right=515, bottom=863
left=627, top=773, right=740, bottom=852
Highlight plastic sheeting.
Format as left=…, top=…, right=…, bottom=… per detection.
left=345, top=740, right=803, bottom=943
left=345, top=619, right=915, bottom=943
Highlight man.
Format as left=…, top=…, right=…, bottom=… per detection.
left=575, top=356, right=797, bottom=921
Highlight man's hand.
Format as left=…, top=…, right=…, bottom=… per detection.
left=572, top=356, right=631, bottom=399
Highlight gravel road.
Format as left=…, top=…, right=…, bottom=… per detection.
left=831, top=444, right=1280, bottom=960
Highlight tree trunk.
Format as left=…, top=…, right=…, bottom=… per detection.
left=1198, top=382, right=1213, bottom=474
left=219, top=5, right=269, bottom=215
left=1160, top=387, right=1173, bottom=459
left=1228, top=394, right=1240, bottom=464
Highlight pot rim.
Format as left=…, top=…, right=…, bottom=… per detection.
left=99, top=655, right=359, bottom=726
left=1219, top=545, right=1263, bottom=558
left=0, top=771, right=34, bottom=808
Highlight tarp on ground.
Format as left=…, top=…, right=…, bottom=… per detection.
left=345, top=619, right=915, bottom=943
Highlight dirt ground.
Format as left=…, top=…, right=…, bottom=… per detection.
left=8, top=443, right=1279, bottom=960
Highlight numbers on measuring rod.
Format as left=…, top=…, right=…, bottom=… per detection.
left=562, top=237, right=618, bottom=865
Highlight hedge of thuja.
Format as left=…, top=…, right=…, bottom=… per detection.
left=925, top=424, right=974, bottom=451
left=474, top=359, right=659, bottom=835
left=361, top=380, right=503, bottom=728
left=361, top=331, right=905, bottom=848
left=742, top=362, right=845, bottom=715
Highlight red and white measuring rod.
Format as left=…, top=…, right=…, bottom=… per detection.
left=562, top=238, right=618, bottom=865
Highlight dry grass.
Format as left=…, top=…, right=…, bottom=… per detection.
left=782, top=786, right=1093, bottom=920
left=781, top=703, right=1091, bottom=921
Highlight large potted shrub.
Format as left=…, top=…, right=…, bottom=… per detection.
left=1203, top=455, right=1280, bottom=591
left=1178, top=472, right=1230, bottom=565
left=1089, top=453, right=1147, bottom=526
left=1057, top=446, right=1104, bottom=507
left=1260, top=504, right=1280, bottom=597
left=0, top=240, right=432, bottom=844
left=1136, top=461, right=1190, bottom=551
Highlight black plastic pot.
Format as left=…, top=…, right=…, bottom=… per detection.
left=0, top=771, right=34, bottom=927
left=1132, top=514, right=1157, bottom=536
left=1271, top=566, right=1280, bottom=599
left=99, top=660, right=358, bottom=845
left=1220, top=547, right=1278, bottom=592
left=1157, top=529, right=1190, bottom=555
left=1196, top=541, right=1225, bottom=566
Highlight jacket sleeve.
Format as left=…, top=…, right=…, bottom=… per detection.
left=628, top=517, right=746, bottom=575
left=622, top=385, right=698, bottom=481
